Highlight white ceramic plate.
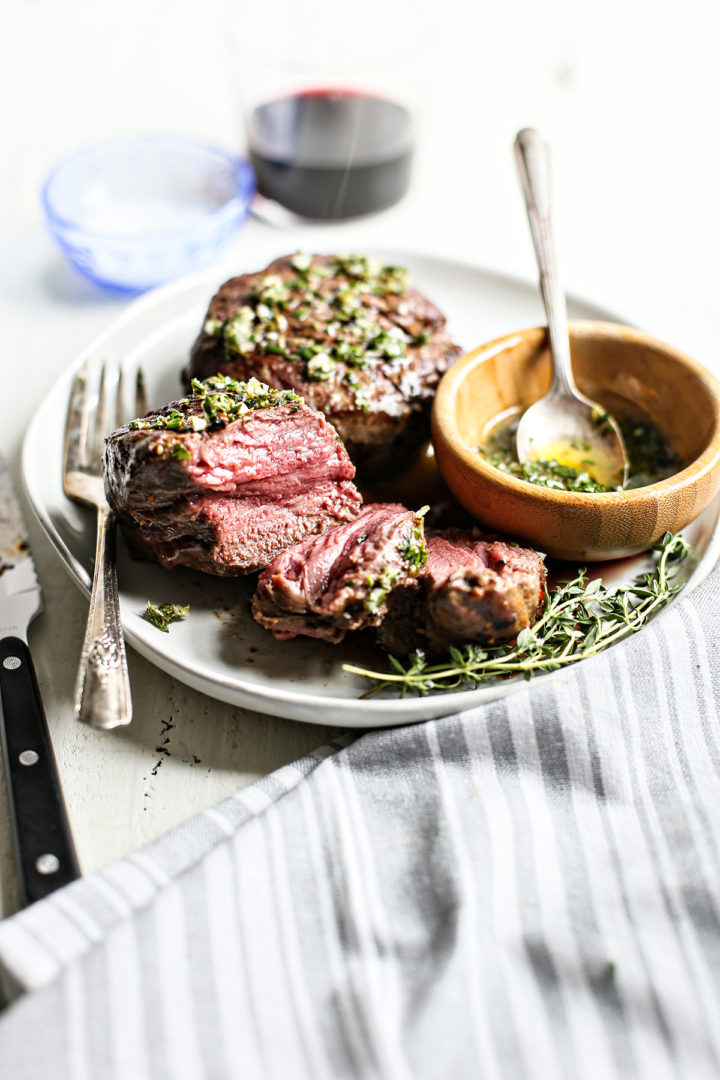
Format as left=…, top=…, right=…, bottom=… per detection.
left=22, top=249, right=720, bottom=727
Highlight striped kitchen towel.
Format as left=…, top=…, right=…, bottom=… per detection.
left=0, top=565, right=719, bottom=1078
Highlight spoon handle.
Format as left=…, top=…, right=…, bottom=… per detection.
left=514, top=128, right=577, bottom=398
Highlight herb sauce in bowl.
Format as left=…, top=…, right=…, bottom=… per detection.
left=479, top=411, right=680, bottom=493
left=432, top=322, right=720, bottom=560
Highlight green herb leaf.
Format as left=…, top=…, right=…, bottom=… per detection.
left=515, top=628, right=537, bottom=651
left=307, top=353, right=336, bottom=381
left=128, top=377, right=300, bottom=434
left=291, top=252, right=312, bottom=272
left=363, top=566, right=402, bottom=615
left=143, top=602, right=190, bottom=633
left=397, top=509, right=429, bottom=574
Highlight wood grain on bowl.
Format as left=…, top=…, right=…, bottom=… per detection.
left=431, top=321, right=720, bottom=561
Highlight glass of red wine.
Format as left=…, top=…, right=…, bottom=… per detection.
left=230, top=0, right=428, bottom=222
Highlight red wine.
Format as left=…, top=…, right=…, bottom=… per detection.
left=248, top=90, right=414, bottom=220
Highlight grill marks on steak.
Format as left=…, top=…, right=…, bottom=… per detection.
left=377, top=531, right=547, bottom=656
left=185, top=254, right=462, bottom=476
left=104, top=381, right=362, bottom=576
left=251, top=504, right=426, bottom=644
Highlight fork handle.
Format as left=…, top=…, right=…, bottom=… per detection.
left=74, top=506, right=132, bottom=729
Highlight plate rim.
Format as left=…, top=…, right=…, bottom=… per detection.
left=22, top=249, right=720, bottom=725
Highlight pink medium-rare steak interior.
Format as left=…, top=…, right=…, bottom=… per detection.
left=184, top=409, right=354, bottom=495
left=119, top=481, right=362, bottom=576
left=416, top=532, right=492, bottom=584
left=252, top=503, right=428, bottom=643
left=104, top=377, right=362, bottom=576
left=106, top=401, right=356, bottom=515
left=258, top=503, right=406, bottom=608
left=377, top=531, right=547, bottom=655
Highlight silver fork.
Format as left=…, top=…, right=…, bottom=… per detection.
left=62, top=362, right=147, bottom=729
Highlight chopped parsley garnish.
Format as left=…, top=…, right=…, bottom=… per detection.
left=342, top=373, right=371, bottom=411
left=361, top=509, right=429, bottom=615
left=143, top=602, right=190, bottom=633
left=251, top=274, right=290, bottom=305
left=204, top=254, right=431, bottom=387
left=291, top=252, right=312, bottom=272
left=363, top=566, right=402, bottom=615
left=398, top=508, right=429, bottom=573
left=307, top=352, right=336, bottom=381
left=128, top=377, right=300, bottom=434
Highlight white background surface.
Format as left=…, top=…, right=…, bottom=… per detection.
left=1, top=0, right=719, bottom=915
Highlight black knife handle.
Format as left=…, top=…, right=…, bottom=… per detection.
left=0, top=636, right=80, bottom=905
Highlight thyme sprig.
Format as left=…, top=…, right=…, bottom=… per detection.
left=343, top=532, right=691, bottom=697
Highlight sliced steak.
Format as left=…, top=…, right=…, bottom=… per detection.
left=251, top=503, right=428, bottom=644
left=104, top=376, right=362, bottom=576
left=377, top=530, right=547, bottom=656
left=185, top=253, right=462, bottom=477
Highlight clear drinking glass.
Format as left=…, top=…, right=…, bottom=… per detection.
left=227, top=0, right=429, bottom=222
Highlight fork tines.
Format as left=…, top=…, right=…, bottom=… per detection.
left=63, top=361, right=147, bottom=496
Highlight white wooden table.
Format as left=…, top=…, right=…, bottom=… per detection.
left=1, top=0, right=719, bottom=917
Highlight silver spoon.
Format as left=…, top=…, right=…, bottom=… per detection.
left=513, top=128, right=628, bottom=489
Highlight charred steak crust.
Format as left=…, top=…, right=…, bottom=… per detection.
left=251, top=503, right=428, bottom=644
left=185, top=253, right=462, bottom=477
left=377, top=530, right=547, bottom=656
left=104, top=376, right=363, bottom=576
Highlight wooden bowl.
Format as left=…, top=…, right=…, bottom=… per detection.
left=431, top=321, right=720, bottom=561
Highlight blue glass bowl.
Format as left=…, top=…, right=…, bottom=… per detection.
left=42, top=137, right=255, bottom=293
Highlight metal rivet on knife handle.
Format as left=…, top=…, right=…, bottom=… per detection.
left=35, top=854, right=61, bottom=875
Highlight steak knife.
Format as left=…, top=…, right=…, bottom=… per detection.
left=0, top=453, right=80, bottom=905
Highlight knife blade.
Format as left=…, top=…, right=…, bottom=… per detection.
left=0, top=453, right=80, bottom=905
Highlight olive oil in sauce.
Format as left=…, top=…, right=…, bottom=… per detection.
left=480, top=412, right=680, bottom=493
left=527, top=435, right=623, bottom=488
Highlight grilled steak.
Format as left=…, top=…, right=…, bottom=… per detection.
left=185, top=253, right=462, bottom=477
left=251, top=503, right=428, bottom=644
left=377, top=530, right=547, bottom=656
left=104, top=376, right=362, bottom=576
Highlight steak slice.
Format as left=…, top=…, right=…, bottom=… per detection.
left=251, top=503, right=428, bottom=644
left=185, top=253, right=462, bottom=477
left=104, top=376, right=362, bottom=576
left=377, top=530, right=547, bottom=656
